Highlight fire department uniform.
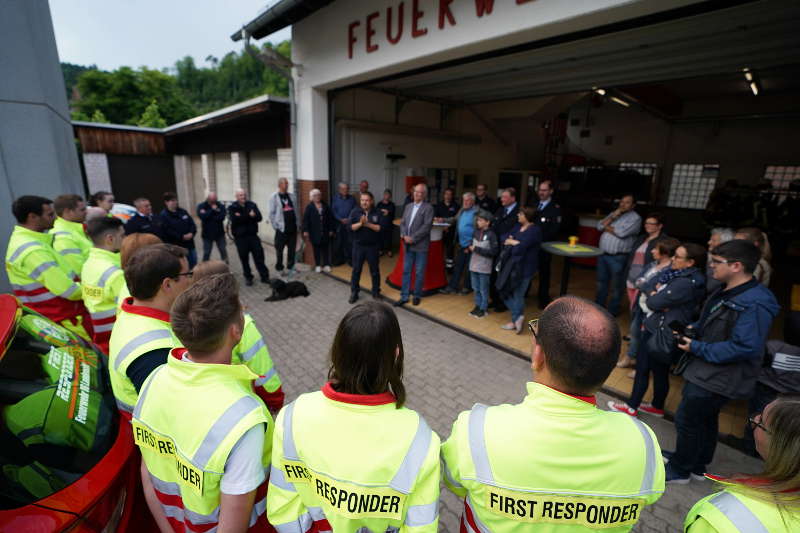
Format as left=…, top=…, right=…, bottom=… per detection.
left=108, top=298, right=174, bottom=415
left=51, top=217, right=92, bottom=277
left=80, top=247, right=124, bottom=354
left=5, top=225, right=90, bottom=340
left=684, top=476, right=800, bottom=532
left=233, top=314, right=285, bottom=412
left=442, top=382, right=665, bottom=532
left=133, top=348, right=274, bottom=532
left=267, top=383, right=441, bottom=532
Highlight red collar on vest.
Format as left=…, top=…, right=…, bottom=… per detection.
left=322, top=382, right=396, bottom=406
left=121, top=297, right=170, bottom=323
left=171, top=347, right=187, bottom=360
left=542, top=383, right=597, bottom=405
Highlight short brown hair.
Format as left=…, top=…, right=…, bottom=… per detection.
left=120, top=233, right=162, bottom=268
left=53, top=194, right=84, bottom=216
left=172, top=273, right=242, bottom=353
left=87, top=216, right=123, bottom=245
left=655, top=237, right=680, bottom=258
left=163, top=192, right=177, bottom=203
left=520, top=206, right=537, bottom=223
left=124, top=244, right=186, bottom=299
left=192, top=260, right=230, bottom=282
left=328, top=301, right=405, bottom=408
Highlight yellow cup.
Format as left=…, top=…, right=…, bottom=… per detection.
left=568, top=236, right=578, bottom=246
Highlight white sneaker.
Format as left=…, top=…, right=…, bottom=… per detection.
left=323, top=266, right=331, bottom=273
left=315, top=266, right=322, bottom=273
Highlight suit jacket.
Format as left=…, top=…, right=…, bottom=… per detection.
left=533, top=200, right=561, bottom=242
left=492, top=203, right=520, bottom=241
left=400, top=202, right=434, bottom=252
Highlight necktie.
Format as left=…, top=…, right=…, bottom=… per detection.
left=538, top=202, right=544, bottom=211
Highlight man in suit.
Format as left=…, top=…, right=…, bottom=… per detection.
left=489, top=188, right=520, bottom=311
left=533, top=179, right=561, bottom=308
left=475, top=183, right=496, bottom=213
left=395, top=183, right=434, bottom=307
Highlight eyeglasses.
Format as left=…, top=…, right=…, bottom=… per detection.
left=528, top=318, right=539, bottom=340
left=672, top=255, right=688, bottom=260
left=748, top=413, right=771, bottom=434
left=644, top=221, right=660, bottom=226
left=174, top=270, right=194, bottom=279
left=709, top=258, right=731, bottom=265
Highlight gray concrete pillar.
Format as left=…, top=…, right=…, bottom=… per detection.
left=173, top=155, right=193, bottom=208
left=201, top=153, right=216, bottom=194
left=231, top=151, right=249, bottom=193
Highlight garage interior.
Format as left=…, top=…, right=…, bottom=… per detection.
left=330, top=0, right=800, bottom=440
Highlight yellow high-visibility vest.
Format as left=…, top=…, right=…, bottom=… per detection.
left=51, top=217, right=92, bottom=277
left=133, top=348, right=273, bottom=532
left=80, top=247, right=124, bottom=340
left=442, top=382, right=665, bottom=532
left=267, top=383, right=441, bottom=532
left=108, top=298, right=173, bottom=414
left=685, top=479, right=800, bottom=532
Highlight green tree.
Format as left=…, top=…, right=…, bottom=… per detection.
left=137, top=99, right=167, bottom=128
left=91, top=109, right=109, bottom=123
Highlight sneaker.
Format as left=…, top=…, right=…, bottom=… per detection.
left=245, top=278, right=254, bottom=287
left=473, top=310, right=486, bottom=319
left=439, top=287, right=455, bottom=295
left=315, top=266, right=322, bottom=273
left=662, top=451, right=705, bottom=480
left=514, top=316, right=524, bottom=334
left=501, top=323, right=515, bottom=330
left=607, top=401, right=638, bottom=417
left=665, top=464, right=690, bottom=485
left=460, top=288, right=472, bottom=295
left=639, top=403, right=665, bottom=417
left=348, top=293, right=358, bottom=304
left=323, top=265, right=332, bottom=273
left=468, top=306, right=480, bottom=316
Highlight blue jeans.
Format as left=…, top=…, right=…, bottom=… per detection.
left=628, top=307, right=644, bottom=358
left=447, top=247, right=471, bottom=290
left=202, top=236, right=228, bottom=262
left=401, top=249, right=428, bottom=299
left=670, top=382, right=728, bottom=477
left=470, top=272, right=490, bottom=311
left=503, top=275, right=533, bottom=322
left=186, top=248, right=197, bottom=268
left=595, top=253, right=628, bottom=315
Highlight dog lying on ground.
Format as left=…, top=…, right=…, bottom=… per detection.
left=264, top=278, right=310, bottom=301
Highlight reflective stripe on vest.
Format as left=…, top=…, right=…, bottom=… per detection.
left=241, top=339, right=266, bottom=362
left=9, top=241, right=42, bottom=262
left=255, top=367, right=277, bottom=387
left=709, top=492, right=769, bottom=533
left=91, top=308, right=117, bottom=321
left=59, top=248, right=82, bottom=256
left=29, top=261, right=57, bottom=279
left=466, top=403, right=659, bottom=496
left=114, top=329, right=174, bottom=371
left=98, top=265, right=121, bottom=287
left=12, top=281, right=44, bottom=292
left=280, top=401, right=436, bottom=529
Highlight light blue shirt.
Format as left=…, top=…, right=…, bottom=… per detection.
left=505, top=202, right=518, bottom=215
left=537, top=198, right=551, bottom=211
left=457, top=208, right=476, bottom=248
left=408, top=201, right=422, bottom=227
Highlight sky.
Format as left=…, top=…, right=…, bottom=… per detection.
left=49, top=0, right=291, bottom=71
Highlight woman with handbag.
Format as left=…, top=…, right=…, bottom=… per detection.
left=608, top=242, right=706, bottom=417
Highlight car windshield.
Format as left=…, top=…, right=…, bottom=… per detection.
left=0, top=307, right=117, bottom=509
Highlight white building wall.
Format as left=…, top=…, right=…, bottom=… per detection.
left=250, top=149, right=280, bottom=242
left=214, top=152, right=235, bottom=202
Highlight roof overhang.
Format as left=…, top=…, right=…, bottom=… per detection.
left=164, top=94, right=289, bottom=135
left=231, top=0, right=334, bottom=41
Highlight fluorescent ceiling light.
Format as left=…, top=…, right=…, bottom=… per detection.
left=594, top=88, right=606, bottom=95
left=610, top=96, right=630, bottom=107
left=750, top=81, right=759, bottom=96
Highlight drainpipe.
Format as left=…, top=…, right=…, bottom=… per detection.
left=242, top=30, right=299, bottom=198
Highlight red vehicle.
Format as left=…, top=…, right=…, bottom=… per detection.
left=0, top=294, right=154, bottom=532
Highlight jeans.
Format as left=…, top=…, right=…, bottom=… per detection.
left=627, top=331, right=670, bottom=410
left=503, top=275, right=533, bottom=322
left=447, top=247, right=471, bottom=290
left=670, top=381, right=729, bottom=477
left=334, top=223, right=351, bottom=265
left=628, top=307, right=644, bottom=358
left=234, top=235, right=270, bottom=281
left=471, top=272, right=490, bottom=311
left=274, top=230, right=297, bottom=271
left=202, top=236, right=228, bottom=262
left=351, top=244, right=380, bottom=296
left=595, top=253, right=628, bottom=315
left=186, top=248, right=197, bottom=269
left=311, top=241, right=331, bottom=267
left=401, top=249, right=428, bottom=300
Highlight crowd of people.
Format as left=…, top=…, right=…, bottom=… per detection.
left=4, top=185, right=799, bottom=532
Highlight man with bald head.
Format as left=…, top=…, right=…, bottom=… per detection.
left=228, top=189, right=269, bottom=286
left=442, top=296, right=664, bottom=531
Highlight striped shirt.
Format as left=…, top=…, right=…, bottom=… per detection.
left=597, top=210, right=642, bottom=254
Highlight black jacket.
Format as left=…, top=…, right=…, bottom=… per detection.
left=625, top=232, right=669, bottom=281
left=159, top=208, right=197, bottom=250
left=642, top=267, right=706, bottom=334
left=476, top=195, right=496, bottom=213
left=196, top=201, right=227, bottom=240
left=533, top=201, right=561, bottom=242
left=376, top=200, right=396, bottom=228
left=302, top=202, right=335, bottom=245
left=124, top=213, right=162, bottom=238
left=492, top=203, right=520, bottom=241
left=228, top=201, right=263, bottom=238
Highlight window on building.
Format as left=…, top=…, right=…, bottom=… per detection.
left=667, top=164, right=720, bottom=209
left=764, top=166, right=799, bottom=200
left=619, top=162, right=658, bottom=178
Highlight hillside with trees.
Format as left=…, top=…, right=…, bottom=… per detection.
left=65, top=41, right=291, bottom=127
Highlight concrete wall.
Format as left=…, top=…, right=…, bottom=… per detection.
left=0, top=0, right=84, bottom=292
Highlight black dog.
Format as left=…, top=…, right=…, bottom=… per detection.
left=264, top=278, right=310, bottom=302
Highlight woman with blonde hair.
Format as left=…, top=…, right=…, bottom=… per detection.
left=685, top=395, right=800, bottom=532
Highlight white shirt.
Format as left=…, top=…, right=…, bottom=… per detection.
left=505, top=202, right=518, bottom=215
left=182, top=353, right=265, bottom=495
left=408, top=201, right=423, bottom=228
